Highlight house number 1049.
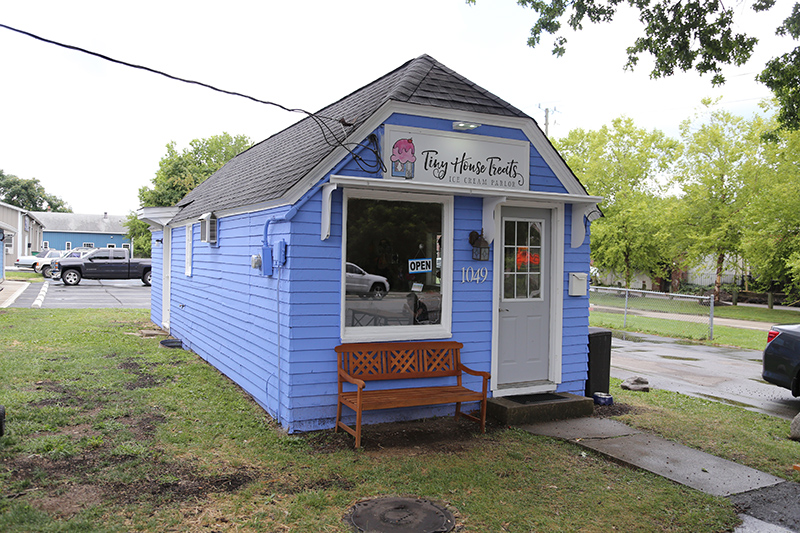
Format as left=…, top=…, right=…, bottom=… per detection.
left=462, top=267, right=488, bottom=284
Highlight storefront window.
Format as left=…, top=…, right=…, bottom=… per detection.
left=343, top=193, right=450, bottom=338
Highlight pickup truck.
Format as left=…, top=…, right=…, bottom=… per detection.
left=52, top=248, right=152, bottom=286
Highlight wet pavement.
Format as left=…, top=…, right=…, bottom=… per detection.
left=609, top=331, right=800, bottom=420
left=524, top=417, right=800, bottom=532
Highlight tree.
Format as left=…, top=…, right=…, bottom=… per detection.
left=741, top=105, right=800, bottom=299
left=0, top=170, right=71, bottom=212
left=555, top=117, right=681, bottom=287
left=673, top=101, right=767, bottom=302
left=473, top=0, right=800, bottom=130
left=126, top=133, right=252, bottom=257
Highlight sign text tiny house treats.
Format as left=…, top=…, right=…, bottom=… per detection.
left=385, top=125, right=530, bottom=192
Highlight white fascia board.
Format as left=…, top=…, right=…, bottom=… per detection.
left=192, top=99, right=600, bottom=223
left=0, top=220, right=16, bottom=233
left=138, top=207, right=181, bottom=228
left=330, top=175, right=602, bottom=204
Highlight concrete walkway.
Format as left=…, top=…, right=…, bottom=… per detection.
left=0, top=280, right=28, bottom=308
left=523, top=417, right=800, bottom=532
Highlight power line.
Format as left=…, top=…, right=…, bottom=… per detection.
left=0, top=23, right=386, bottom=174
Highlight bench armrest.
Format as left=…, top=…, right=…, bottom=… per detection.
left=338, top=369, right=366, bottom=390
left=458, top=363, right=490, bottom=381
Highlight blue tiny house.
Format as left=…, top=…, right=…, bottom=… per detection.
left=140, top=56, right=601, bottom=433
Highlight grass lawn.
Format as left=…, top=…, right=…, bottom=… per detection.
left=609, top=379, right=800, bottom=482
left=589, top=311, right=769, bottom=350
left=0, top=308, right=742, bottom=532
left=3, top=271, right=43, bottom=283
left=590, top=289, right=800, bottom=325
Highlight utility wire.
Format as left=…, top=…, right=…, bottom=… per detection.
left=0, top=23, right=326, bottom=119
left=0, top=23, right=386, bottom=173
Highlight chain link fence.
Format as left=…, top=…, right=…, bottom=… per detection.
left=589, top=286, right=714, bottom=340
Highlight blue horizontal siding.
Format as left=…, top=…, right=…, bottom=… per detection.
left=152, top=115, right=592, bottom=434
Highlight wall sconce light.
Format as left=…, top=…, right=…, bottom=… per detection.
left=469, top=230, right=490, bottom=261
left=452, top=121, right=481, bottom=131
left=155, top=238, right=163, bottom=244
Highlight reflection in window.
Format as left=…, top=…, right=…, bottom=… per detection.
left=345, top=198, right=442, bottom=328
left=503, top=219, right=543, bottom=299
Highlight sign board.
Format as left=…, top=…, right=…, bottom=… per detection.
left=408, top=258, right=433, bottom=274
left=385, top=125, right=530, bottom=192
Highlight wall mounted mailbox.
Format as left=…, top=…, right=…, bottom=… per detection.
left=569, top=272, right=588, bottom=296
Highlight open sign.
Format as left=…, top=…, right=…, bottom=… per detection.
left=408, top=258, right=433, bottom=274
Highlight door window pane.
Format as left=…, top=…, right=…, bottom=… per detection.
left=503, top=219, right=543, bottom=299
left=345, top=198, right=442, bottom=328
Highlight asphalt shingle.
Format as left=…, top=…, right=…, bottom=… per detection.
left=171, top=55, right=531, bottom=224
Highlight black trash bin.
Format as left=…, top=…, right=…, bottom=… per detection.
left=585, top=327, right=612, bottom=396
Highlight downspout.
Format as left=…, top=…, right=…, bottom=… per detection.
left=262, top=185, right=321, bottom=429
left=263, top=130, right=379, bottom=428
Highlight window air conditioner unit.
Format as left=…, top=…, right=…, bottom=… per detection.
left=199, top=212, right=217, bottom=244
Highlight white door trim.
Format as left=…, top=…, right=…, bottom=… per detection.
left=491, top=201, right=564, bottom=397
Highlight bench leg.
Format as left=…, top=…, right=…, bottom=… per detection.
left=454, top=401, right=462, bottom=421
left=335, top=401, right=342, bottom=433
left=480, top=397, right=486, bottom=433
left=354, top=407, right=363, bottom=449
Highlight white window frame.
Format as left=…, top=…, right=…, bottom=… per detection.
left=83, top=242, right=94, bottom=248
left=65, top=242, right=72, bottom=250
left=42, top=241, right=49, bottom=249
left=106, top=243, right=116, bottom=248
left=185, top=223, right=193, bottom=276
left=340, top=188, right=453, bottom=343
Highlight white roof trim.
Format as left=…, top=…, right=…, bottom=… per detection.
left=330, top=175, right=601, bottom=248
left=172, top=100, right=600, bottom=229
left=138, top=207, right=181, bottom=228
left=329, top=174, right=601, bottom=204
left=0, top=220, right=16, bottom=234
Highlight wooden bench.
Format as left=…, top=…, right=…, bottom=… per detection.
left=335, top=341, right=490, bottom=448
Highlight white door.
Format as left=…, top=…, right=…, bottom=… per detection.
left=496, top=207, right=551, bottom=390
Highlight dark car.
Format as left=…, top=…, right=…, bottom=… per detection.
left=763, top=324, right=800, bottom=396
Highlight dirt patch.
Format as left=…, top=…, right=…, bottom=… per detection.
left=118, top=359, right=161, bottom=390
left=36, top=484, right=103, bottom=518
left=4, top=441, right=262, bottom=514
left=107, top=463, right=260, bottom=506
left=592, top=402, right=642, bottom=418
left=303, top=415, right=503, bottom=454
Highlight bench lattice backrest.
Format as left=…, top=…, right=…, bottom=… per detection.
left=335, top=341, right=464, bottom=382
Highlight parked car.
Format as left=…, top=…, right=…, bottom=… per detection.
left=14, top=249, right=63, bottom=272
left=763, top=325, right=800, bottom=396
left=51, top=247, right=152, bottom=286
left=41, top=248, right=94, bottom=278
left=345, top=262, right=389, bottom=299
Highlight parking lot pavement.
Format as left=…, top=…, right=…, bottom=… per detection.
left=609, top=331, right=800, bottom=420
left=6, top=279, right=151, bottom=309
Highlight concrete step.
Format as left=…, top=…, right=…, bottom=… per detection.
left=488, top=392, right=594, bottom=425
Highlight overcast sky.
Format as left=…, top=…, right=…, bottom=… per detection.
left=0, top=1, right=793, bottom=216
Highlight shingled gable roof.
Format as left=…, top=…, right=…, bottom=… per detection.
left=170, top=54, right=533, bottom=224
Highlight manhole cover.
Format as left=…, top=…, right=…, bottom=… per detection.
left=346, top=497, right=455, bottom=533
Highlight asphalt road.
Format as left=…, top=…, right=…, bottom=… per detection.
left=609, top=331, right=800, bottom=420
left=8, top=279, right=151, bottom=309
